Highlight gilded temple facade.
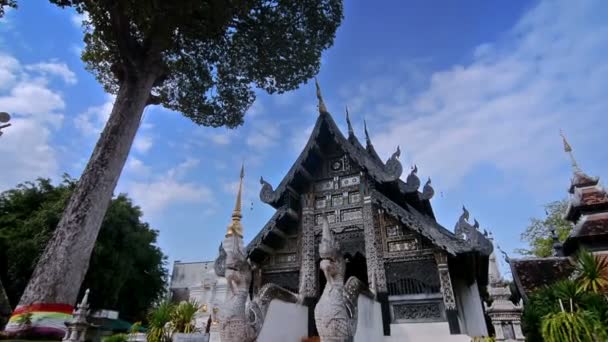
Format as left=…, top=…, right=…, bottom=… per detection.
left=244, top=83, right=494, bottom=339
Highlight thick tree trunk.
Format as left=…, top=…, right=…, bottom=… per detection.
left=17, top=73, right=157, bottom=308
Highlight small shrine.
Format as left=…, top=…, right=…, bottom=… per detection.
left=63, top=289, right=92, bottom=342
left=484, top=238, right=524, bottom=341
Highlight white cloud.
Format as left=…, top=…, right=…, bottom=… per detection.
left=209, top=131, right=234, bottom=145
left=134, top=134, right=153, bottom=153
left=25, top=62, right=77, bottom=85
left=0, top=118, right=58, bottom=190
left=357, top=0, right=608, bottom=190
left=74, top=95, right=114, bottom=135
left=129, top=179, right=211, bottom=213
left=0, top=52, right=74, bottom=189
left=125, top=157, right=151, bottom=176
left=126, top=158, right=210, bottom=215
left=0, top=80, right=65, bottom=122
left=71, top=12, right=89, bottom=28
left=246, top=121, right=280, bottom=149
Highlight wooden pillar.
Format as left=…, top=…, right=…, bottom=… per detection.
left=299, top=193, right=318, bottom=337
left=362, top=194, right=390, bottom=335
left=434, top=251, right=460, bottom=334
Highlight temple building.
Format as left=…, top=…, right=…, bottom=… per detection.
left=169, top=260, right=227, bottom=331
left=510, top=133, right=608, bottom=299
left=244, top=82, right=494, bottom=339
left=168, top=83, right=502, bottom=340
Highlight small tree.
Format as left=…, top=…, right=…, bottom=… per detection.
left=575, top=249, right=608, bottom=294
left=147, top=301, right=174, bottom=342
left=171, top=301, right=200, bottom=334
left=17, top=0, right=344, bottom=310
left=517, top=200, right=572, bottom=257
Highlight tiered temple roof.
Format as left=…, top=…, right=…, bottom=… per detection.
left=510, top=132, right=608, bottom=300
left=247, top=81, right=492, bottom=263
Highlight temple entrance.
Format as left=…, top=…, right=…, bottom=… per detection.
left=317, top=252, right=369, bottom=291
left=345, top=252, right=368, bottom=286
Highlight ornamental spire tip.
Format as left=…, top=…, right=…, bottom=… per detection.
left=315, top=78, right=328, bottom=115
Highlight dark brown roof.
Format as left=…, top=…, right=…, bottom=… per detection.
left=569, top=170, right=599, bottom=193
left=563, top=213, right=608, bottom=254
left=510, top=257, right=574, bottom=300
left=259, top=111, right=403, bottom=208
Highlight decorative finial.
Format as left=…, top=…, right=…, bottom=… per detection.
left=345, top=106, right=354, bottom=137
left=315, top=78, right=328, bottom=115
left=560, top=130, right=580, bottom=172
left=226, top=163, right=244, bottom=237
left=364, top=119, right=371, bottom=145
left=80, top=289, right=90, bottom=307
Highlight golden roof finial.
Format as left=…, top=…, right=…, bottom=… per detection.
left=226, top=162, right=244, bottom=237
left=560, top=130, right=580, bottom=172
left=315, top=78, right=328, bottom=115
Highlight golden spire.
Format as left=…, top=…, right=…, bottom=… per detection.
left=560, top=130, right=580, bottom=172
left=226, top=163, right=244, bottom=237
left=315, top=78, right=328, bottom=115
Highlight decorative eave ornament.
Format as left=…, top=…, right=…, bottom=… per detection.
left=315, top=78, right=329, bottom=115
left=402, top=164, right=420, bottom=193
left=420, top=177, right=435, bottom=200
left=384, top=145, right=403, bottom=180
left=454, top=206, right=493, bottom=254
left=345, top=106, right=355, bottom=138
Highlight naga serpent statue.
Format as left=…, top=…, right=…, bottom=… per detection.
left=314, top=216, right=366, bottom=342
left=216, top=235, right=300, bottom=342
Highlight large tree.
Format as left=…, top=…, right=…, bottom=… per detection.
left=517, top=200, right=572, bottom=257
left=0, top=177, right=167, bottom=323
left=0, top=0, right=16, bottom=18
left=16, top=0, right=343, bottom=309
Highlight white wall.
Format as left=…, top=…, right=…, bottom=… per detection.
left=354, top=295, right=384, bottom=342
left=454, top=277, right=488, bottom=337
left=257, top=300, right=308, bottom=342
left=387, top=322, right=471, bottom=342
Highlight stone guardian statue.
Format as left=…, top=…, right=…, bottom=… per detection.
left=314, top=216, right=366, bottom=342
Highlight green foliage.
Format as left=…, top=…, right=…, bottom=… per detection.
left=147, top=301, right=174, bottom=342
left=103, top=334, right=129, bottom=342
left=130, top=321, right=143, bottom=334
left=0, top=176, right=168, bottom=322
left=517, top=200, right=571, bottom=257
left=541, top=307, right=605, bottom=342
left=522, top=279, right=608, bottom=341
left=0, top=0, right=16, bottom=18
left=50, top=0, right=344, bottom=128
left=171, top=301, right=200, bottom=334
left=575, top=249, right=608, bottom=294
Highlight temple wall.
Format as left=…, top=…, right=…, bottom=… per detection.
left=257, top=300, right=308, bottom=342
left=453, top=277, right=488, bottom=337
left=386, top=322, right=470, bottom=342
left=354, top=295, right=384, bottom=342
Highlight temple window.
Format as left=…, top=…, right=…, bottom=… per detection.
left=275, top=253, right=297, bottom=264
left=315, top=197, right=327, bottom=209
left=386, top=225, right=405, bottom=238
left=332, top=194, right=344, bottom=207
left=340, top=175, right=360, bottom=188
left=341, top=208, right=363, bottom=221
left=349, top=191, right=361, bottom=204
left=388, top=239, right=418, bottom=252
left=315, top=213, right=336, bottom=224
left=314, top=179, right=334, bottom=192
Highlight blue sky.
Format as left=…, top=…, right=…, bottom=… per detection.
left=1, top=0, right=607, bottom=274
